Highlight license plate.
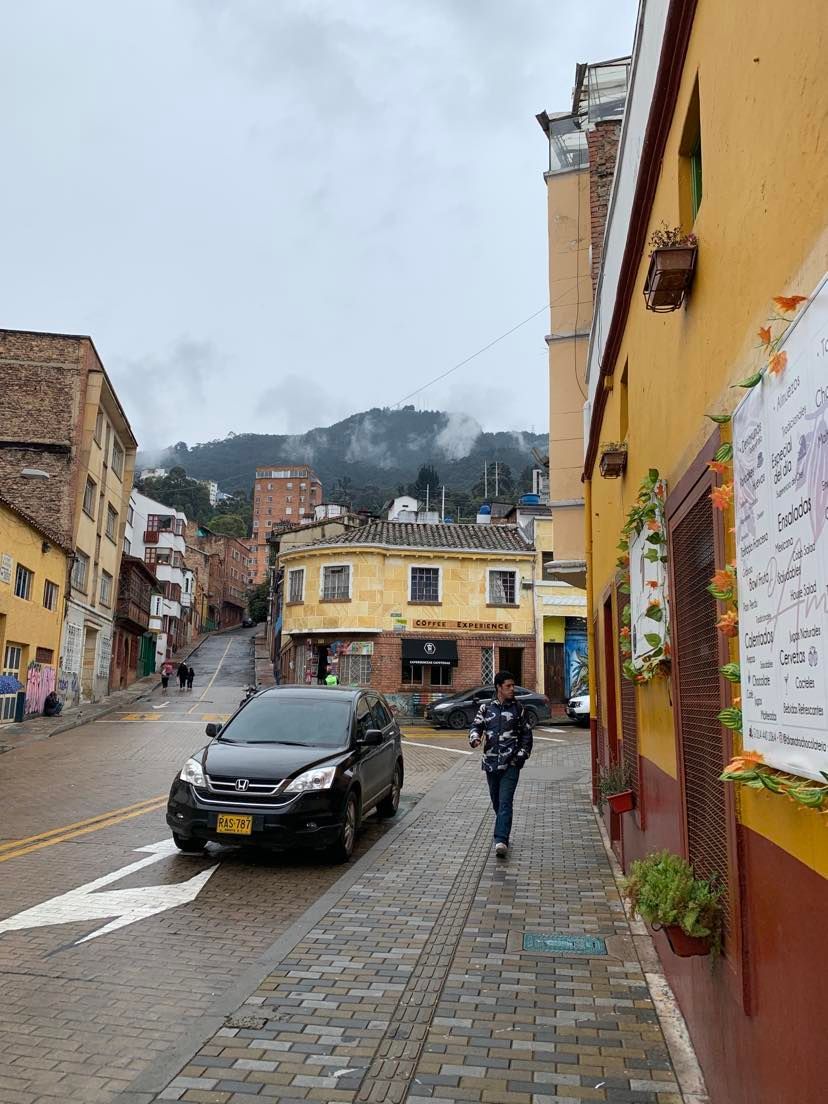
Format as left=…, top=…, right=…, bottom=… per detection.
left=216, top=813, right=253, bottom=835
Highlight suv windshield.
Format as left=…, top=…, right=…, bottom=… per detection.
left=220, top=695, right=352, bottom=747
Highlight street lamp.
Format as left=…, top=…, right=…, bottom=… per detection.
left=20, top=468, right=50, bottom=479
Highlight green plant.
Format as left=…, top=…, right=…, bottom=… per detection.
left=648, top=222, right=697, bottom=254
left=622, top=850, right=722, bottom=956
left=601, top=441, right=627, bottom=453
left=597, top=761, right=632, bottom=810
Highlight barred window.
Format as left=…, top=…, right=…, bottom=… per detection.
left=488, top=570, right=517, bottom=605
left=339, top=654, right=372, bottom=686
left=481, top=646, right=495, bottom=685
left=43, top=580, right=59, bottom=610
left=83, top=477, right=97, bottom=518
left=410, top=567, right=440, bottom=603
left=72, top=552, right=89, bottom=592
left=288, top=568, right=304, bottom=603
left=322, top=565, right=350, bottom=600
left=100, top=571, right=113, bottom=607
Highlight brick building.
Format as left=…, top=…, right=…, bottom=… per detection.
left=251, top=465, right=322, bottom=583
left=0, top=329, right=137, bottom=704
left=277, top=521, right=536, bottom=715
left=191, top=526, right=250, bottom=628
left=111, top=555, right=160, bottom=688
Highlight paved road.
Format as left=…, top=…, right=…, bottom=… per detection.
left=0, top=629, right=470, bottom=1104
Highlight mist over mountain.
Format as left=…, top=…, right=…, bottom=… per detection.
left=141, top=407, right=547, bottom=512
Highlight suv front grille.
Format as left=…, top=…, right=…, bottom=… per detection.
left=196, top=774, right=294, bottom=806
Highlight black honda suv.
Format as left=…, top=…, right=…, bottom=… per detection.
left=167, top=686, right=403, bottom=862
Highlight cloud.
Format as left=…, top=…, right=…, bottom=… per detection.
left=257, top=376, right=348, bottom=436
left=434, top=412, right=482, bottom=459
left=344, top=413, right=393, bottom=468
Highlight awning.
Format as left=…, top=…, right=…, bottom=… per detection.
left=401, top=638, right=458, bottom=667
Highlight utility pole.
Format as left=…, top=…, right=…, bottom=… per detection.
left=425, top=484, right=430, bottom=513
left=441, top=485, right=445, bottom=522
left=484, top=462, right=488, bottom=500
left=494, top=461, right=499, bottom=498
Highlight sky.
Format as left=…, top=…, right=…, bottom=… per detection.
left=1, top=0, right=637, bottom=453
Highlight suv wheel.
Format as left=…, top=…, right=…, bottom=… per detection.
left=377, top=763, right=402, bottom=818
left=331, top=792, right=359, bottom=863
left=523, top=708, right=538, bottom=729
left=172, top=832, right=204, bottom=853
left=448, top=709, right=468, bottom=730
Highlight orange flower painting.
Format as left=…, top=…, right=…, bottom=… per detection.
left=757, top=325, right=772, bottom=346
left=708, top=460, right=729, bottom=476
left=646, top=519, right=660, bottom=532
left=710, top=483, right=734, bottom=510
left=710, top=568, right=734, bottom=592
left=772, top=295, right=807, bottom=313
left=768, top=351, right=788, bottom=376
left=717, top=609, right=739, bottom=637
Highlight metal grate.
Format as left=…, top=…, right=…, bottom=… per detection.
left=670, top=483, right=731, bottom=927
left=481, top=646, right=494, bottom=685
left=593, top=615, right=603, bottom=764
left=616, top=582, right=640, bottom=804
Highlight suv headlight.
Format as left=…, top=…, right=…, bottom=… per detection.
left=284, top=765, right=337, bottom=793
left=179, top=757, right=207, bottom=787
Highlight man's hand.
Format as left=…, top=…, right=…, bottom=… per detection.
left=469, top=736, right=481, bottom=748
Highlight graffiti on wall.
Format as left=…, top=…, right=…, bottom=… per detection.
left=24, top=662, right=56, bottom=716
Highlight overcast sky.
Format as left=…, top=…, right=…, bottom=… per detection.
left=1, top=1, right=636, bottom=452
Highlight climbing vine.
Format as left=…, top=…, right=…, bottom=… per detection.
left=616, top=468, right=670, bottom=684
left=706, top=294, right=828, bottom=812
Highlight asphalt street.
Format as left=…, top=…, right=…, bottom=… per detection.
left=0, top=628, right=471, bottom=1104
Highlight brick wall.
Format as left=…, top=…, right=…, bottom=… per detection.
left=586, top=121, right=622, bottom=296
left=0, top=330, right=91, bottom=545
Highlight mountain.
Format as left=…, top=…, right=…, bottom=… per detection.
left=141, top=407, right=547, bottom=515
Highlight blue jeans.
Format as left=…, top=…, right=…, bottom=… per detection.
left=486, top=764, right=520, bottom=844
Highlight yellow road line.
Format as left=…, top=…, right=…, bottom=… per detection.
left=0, top=796, right=167, bottom=864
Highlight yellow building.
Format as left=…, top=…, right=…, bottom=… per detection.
left=278, top=521, right=536, bottom=714
left=0, top=495, right=71, bottom=722
left=582, top=3, right=827, bottom=1102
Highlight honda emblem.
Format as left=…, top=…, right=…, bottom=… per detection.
left=235, top=778, right=250, bottom=791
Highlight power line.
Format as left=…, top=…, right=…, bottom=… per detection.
left=390, top=304, right=548, bottom=408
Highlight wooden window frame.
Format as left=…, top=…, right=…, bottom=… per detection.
left=666, top=431, right=750, bottom=1010
left=615, top=573, right=644, bottom=830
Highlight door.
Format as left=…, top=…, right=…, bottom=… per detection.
left=543, top=643, right=565, bottom=702
left=368, top=694, right=398, bottom=797
left=354, top=695, right=383, bottom=805
left=81, top=627, right=98, bottom=700
left=1, top=643, right=23, bottom=722
left=498, top=647, right=523, bottom=685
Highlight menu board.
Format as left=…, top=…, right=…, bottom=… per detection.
left=732, top=275, right=828, bottom=782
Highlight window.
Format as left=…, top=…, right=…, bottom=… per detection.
left=402, top=661, right=452, bottom=687
left=410, top=566, right=440, bottom=604
left=267, top=496, right=273, bottom=503
left=285, top=507, right=292, bottom=515
left=127, top=504, right=134, bottom=525
left=43, top=580, right=59, bottom=610
left=14, top=564, right=33, bottom=600
left=100, top=571, right=113, bottom=606
left=299, top=507, right=305, bottom=515
left=340, top=654, right=372, bottom=687
left=106, top=505, right=118, bottom=541
left=35, top=647, right=54, bottom=664
left=111, top=439, right=125, bottom=478
left=286, top=482, right=293, bottom=489
left=488, top=569, right=517, bottom=605
left=288, top=568, right=305, bottom=603
left=481, top=646, right=495, bottom=685
left=83, top=477, right=97, bottom=518
left=72, top=552, right=89, bottom=592
left=94, top=410, right=104, bottom=443
left=124, top=538, right=131, bottom=555
left=285, top=497, right=291, bottom=503
left=370, top=697, right=392, bottom=728
left=679, top=79, right=702, bottom=224
left=355, top=697, right=373, bottom=738
left=690, top=135, right=703, bottom=219
left=300, top=482, right=306, bottom=489
left=322, top=564, right=351, bottom=600
left=620, top=360, right=629, bottom=441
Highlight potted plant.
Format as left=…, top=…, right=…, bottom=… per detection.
left=599, top=441, right=628, bottom=479
left=643, top=223, right=698, bottom=312
left=622, top=850, right=722, bottom=958
left=597, top=760, right=635, bottom=814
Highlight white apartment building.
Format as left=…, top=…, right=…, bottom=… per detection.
left=129, top=491, right=190, bottom=666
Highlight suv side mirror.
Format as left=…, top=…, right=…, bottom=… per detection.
left=206, top=722, right=223, bottom=738
left=357, top=728, right=383, bottom=747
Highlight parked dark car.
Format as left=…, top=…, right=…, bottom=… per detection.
left=167, top=686, right=403, bottom=862
left=242, top=617, right=255, bottom=628
left=425, top=685, right=551, bottom=730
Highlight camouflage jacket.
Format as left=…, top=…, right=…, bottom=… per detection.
left=469, top=696, right=533, bottom=773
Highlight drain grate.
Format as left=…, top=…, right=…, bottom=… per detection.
left=522, top=932, right=608, bottom=956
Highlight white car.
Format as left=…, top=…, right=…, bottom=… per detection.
left=566, top=693, right=590, bottom=726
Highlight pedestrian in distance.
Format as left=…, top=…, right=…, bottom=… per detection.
left=469, top=670, right=533, bottom=858
left=186, top=665, right=195, bottom=691
left=160, top=660, right=173, bottom=693
left=177, top=662, right=188, bottom=691
left=325, top=671, right=338, bottom=686
left=43, top=690, right=63, bottom=716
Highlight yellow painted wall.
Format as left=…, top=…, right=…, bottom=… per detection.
left=588, top=0, right=828, bottom=873
left=0, top=505, right=68, bottom=676
left=281, top=546, right=535, bottom=636
left=543, top=616, right=565, bottom=644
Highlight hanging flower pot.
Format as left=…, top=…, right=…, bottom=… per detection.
left=663, top=924, right=712, bottom=958
left=643, top=225, right=698, bottom=312
left=600, top=443, right=628, bottom=478
left=607, top=789, right=635, bottom=814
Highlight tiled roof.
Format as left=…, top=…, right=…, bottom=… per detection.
left=0, top=492, right=74, bottom=554
left=284, top=521, right=533, bottom=554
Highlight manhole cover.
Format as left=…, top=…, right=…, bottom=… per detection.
left=224, top=1014, right=267, bottom=1030
left=522, top=932, right=608, bottom=956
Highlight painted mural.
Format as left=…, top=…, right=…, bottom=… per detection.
left=24, top=662, right=56, bottom=716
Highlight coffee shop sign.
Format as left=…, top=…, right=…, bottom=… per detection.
left=412, top=618, right=512, bottom=633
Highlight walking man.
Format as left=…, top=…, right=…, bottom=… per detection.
left=186, top=665, right=195, bottom=691
left=469, top=671, right=532, bottom=858
left=177, top=661, right=188, bottom=691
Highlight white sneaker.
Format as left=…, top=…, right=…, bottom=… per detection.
left=495, top=842, right=508, bottom=858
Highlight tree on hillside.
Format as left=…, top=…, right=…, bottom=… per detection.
left=137, top=467, right=211, bottom=523
left=332, top=476, right=353, bottom=503
left=518, top=465, right=535, bottom=494
left=207, top=514, right=248, bottom=538
left=409, top=464, right=441, bottom=503
left=210, top=490, right=253, bottom=534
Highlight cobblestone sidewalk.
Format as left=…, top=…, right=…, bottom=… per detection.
left=126, top=735, right=699, bottom=1104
